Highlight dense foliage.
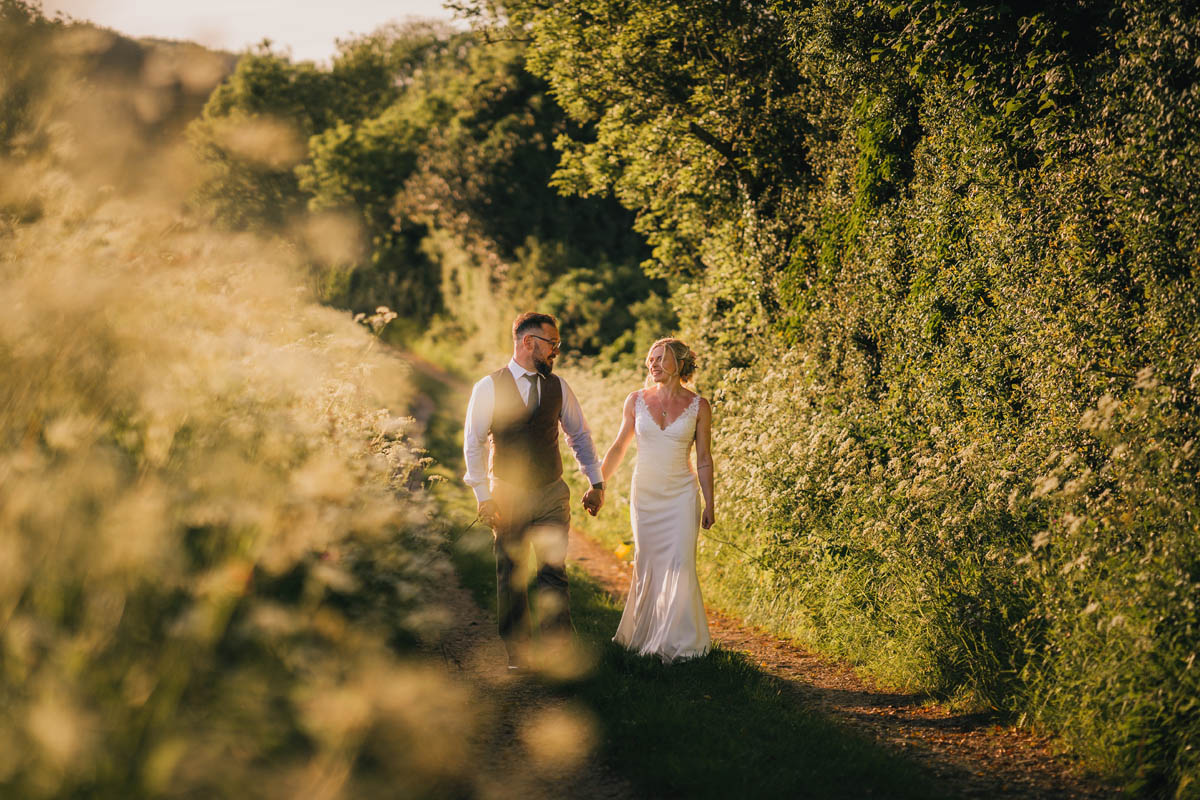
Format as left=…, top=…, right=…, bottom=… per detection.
left=454, top=0, right=1200, bottom=794
left=2, top=0, right=232, bottom=187
left=12, top=0, right=1196, bottom=792
left=0, top=8, right=483, bottom=797
left=189, top=25, right=669, bottom=357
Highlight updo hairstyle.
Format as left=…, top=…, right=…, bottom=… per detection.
left=645, top=338, right=697, bottom=383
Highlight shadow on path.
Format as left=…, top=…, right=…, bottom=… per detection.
left=402, top=350, right=1116, bottom=800
left=570, top=531, right=1119, bottom=800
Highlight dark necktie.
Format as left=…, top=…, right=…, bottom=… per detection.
left=525, top=373, right=540, bottom=411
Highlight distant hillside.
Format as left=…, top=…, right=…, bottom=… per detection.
left=60, top=22, right=239, bottom=139
left=2, top=1, right=237, bottom=159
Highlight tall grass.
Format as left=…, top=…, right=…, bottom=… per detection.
left=425, top=358, right=945, bottom=800
left=0, top=16, right=488, bottom=797
left=562, top=328, right=1199, bottom=796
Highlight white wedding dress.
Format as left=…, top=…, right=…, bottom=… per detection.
left=613, top=391, right=711, bottom=662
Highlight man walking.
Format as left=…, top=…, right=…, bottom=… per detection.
left=463, top=312, right=606, bottom=670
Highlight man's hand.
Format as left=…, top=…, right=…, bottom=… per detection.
left=581, top=487, right=605, bottom=516
left=478, top=499, right=502, bottom=530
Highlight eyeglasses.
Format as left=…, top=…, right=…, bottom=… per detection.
left=527, top=333, right=561, bottom=352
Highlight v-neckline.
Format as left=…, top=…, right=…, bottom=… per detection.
left=641, top=390, right=697, bottom=432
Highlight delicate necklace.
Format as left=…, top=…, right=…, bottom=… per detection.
left=652, top=391, right=667, bottom=415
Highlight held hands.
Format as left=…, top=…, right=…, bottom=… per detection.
left=478, top=499, right=502, bottom=532
left=581, top=487, right=605, bottom=516
left=701, top=505, right=715, bottom=530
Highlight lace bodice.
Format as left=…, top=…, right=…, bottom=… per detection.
left=633, top=391, right=699, bottom=477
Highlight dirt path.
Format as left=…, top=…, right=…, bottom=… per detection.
left=427, top=565, right=636, bottom=800
left=567, top=530, right=1119, bottom=800
left=401, top=353, right=634, bottom=798
left=429, top=530, right=1117, bottom=800
left=400, top=351, right=1118, bottom=798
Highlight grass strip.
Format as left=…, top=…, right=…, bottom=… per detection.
left=416, top=357, right=944, bottom=799
left=447, top=525, right=943, bottom=800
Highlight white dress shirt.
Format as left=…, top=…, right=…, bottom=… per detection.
left=463, top=358, right=604, bottom=502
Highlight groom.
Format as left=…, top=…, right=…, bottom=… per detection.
left=463, top=312, right=606, bottom=670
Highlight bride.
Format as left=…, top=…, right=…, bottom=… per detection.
left=600, top=337, right=713, bottom=662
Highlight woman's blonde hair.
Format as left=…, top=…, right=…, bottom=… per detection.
left=645, top=338, right=697, bottom=385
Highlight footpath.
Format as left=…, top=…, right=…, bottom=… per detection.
left=402, top=350, right=1117, bottom=799
left=431, top=562, right=636, bottom=800
left=567, top=530, right=1117, bottom=800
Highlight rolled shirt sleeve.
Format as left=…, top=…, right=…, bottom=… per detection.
left=462, top=375, right=495, bottom=503
left=556, top=376, right=604, bottom=486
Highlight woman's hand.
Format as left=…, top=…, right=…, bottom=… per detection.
left=701, top=505, right=715, bottom=530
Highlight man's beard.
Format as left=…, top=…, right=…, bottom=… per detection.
left=533, top=354, right=554, bottom=377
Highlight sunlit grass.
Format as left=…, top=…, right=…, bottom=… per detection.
left=447, top=522, right=944, bottom=799
left=427, top=356, right=943, bottom=799
left=0, top=20, right=480, bottom=796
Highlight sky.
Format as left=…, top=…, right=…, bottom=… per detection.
left=45, top=0, right=463, bottom=64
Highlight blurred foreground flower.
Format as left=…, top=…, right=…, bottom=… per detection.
left=0, top=68, right=465, bottom=799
